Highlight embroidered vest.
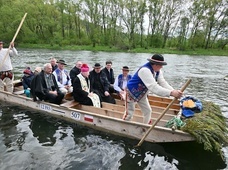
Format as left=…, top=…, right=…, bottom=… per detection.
left=127, top=62, right=159, bottom=101
left=118, top=74, right=132, bottom=90
left=55, top=68, right=70, bottom=85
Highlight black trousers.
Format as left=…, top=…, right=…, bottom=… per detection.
left=78, top=97, right=93, bottom=106
left=93, top=89, right=116, bottom=104
left=36, top=92, right=64, bottom=105
left=101, top=95, right=116, bottom=104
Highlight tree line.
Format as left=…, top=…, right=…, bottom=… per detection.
left=0, top=0, right=227, bottom=50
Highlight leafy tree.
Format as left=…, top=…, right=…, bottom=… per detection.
left=0, top=0, right=227, bottom=51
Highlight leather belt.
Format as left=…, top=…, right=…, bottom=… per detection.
left=0, top=70, right=13, bottom=80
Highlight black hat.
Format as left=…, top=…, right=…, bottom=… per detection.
left=147, top=54, right=167, bottom=65
left=93, top=63, right=102, bottom=68
left=57, top=59, right=67, bottom=65
left=122, top=66, right=129, bottom=71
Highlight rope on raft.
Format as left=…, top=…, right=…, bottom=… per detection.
left=165, top=109, right=186, bottom=130
left=165, top=116, right=186, bottom=130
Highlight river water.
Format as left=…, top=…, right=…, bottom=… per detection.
left=0, top=49, right=227, bottom=170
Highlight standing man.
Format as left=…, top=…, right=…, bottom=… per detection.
left=0, top=41, right=18, bottom=93
left=50, top=57, right=58, bottom=72
left=90, top=63, right=116, bottom=104
left=70, top=60, right=82, bottom=84
left=31, top=63, right=64, bottom=104
left=53, top=59, right=72, bottom=95
left=102, top=61, right=115, bottom=93
left=123, top=54, right=183, bottom=124
left=113, top=66, right=132, bottom=100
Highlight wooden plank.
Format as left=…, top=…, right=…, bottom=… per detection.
left=75, top=104, right=168, bottom=126
left=148, top=95, right=179, bottom=104
left=112, top=93, right=180, bottom=105
left=101, top=102, right=176, bottom=122
left=114, top=99, right=179, bottom=113
left=64, top=92, right=73, bottom=100
left=13, top=80, right=22, bottom=87
left=60, top=100, right=79, bottom=108
left=102, top=102, right=177, bottom=115
left=102, top=102, right=142, bottom=115
left=12, top=80, right=24, bottom=94
left=79, top=104, right=140, bottom=121
left=149, top=100, right=180, bottom=110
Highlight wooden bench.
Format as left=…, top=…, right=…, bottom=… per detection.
left=13, top=80, right=23, bottom=87
left=114, top=99, right=179, bottom=114
left=64, top=92, right=73, bottom=100
left=60, top=100, right=79, bottom=108
left=101, top=102, right=175, bottom=121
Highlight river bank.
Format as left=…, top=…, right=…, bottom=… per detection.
left=17, top=43, right=228, bottom=56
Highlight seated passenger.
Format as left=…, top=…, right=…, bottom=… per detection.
left=70, top=60, right=82, bottom=84
left=53, top=59, right=73, bottom=95
left=73, top=64, right=100, bottom=107
left=21, top=67, right=34, bottom=97
left=102, top=60, right=115, bottom=93
left=113, top=66, right=132, bottom=100
left=89, top=63, right=116, bottom=104
left=34, top=67, right=42, bottom=75
left=50, top=57, right=58, bottom=72
left=31, top=63, right=64, bottom=104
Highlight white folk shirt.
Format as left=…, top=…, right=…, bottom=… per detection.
left=53, top=69, right=72, bottom=88
left=0, top=47, right=18, bottom=71
left=138, top=67, right=174, bottom=97
left=114, top=75, right=128, bottom=92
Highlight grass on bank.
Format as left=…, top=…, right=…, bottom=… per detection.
left=18, top=43, right=228, bottom=56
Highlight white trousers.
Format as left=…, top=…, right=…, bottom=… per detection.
left=0, top=76, right=14, bottom=93
left=59, top=86, right=73, bottom=95
left=123, top=94, right=152, bottom=124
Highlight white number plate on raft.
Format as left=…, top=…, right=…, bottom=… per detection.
left=39, top=104, right=52, bottom=112
left=71, top=111, right=81, bottom=120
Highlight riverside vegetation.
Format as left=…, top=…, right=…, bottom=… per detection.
left=0, top=0, right=227, bottom=56
left=18, top=44, right=228, bottom=56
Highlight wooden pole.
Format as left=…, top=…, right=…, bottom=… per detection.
left=0, top=13, right=27, bottom=70
left=136, top=79, right=191, bottom=147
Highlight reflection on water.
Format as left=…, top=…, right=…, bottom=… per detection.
left=0, top=49, right=227, bottom=169
left=29, top=115, right=57, bottom=146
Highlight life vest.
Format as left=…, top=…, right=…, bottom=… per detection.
left=55, top=68, right=70, bottom=85
left=180, top=96, right=203, bottom=117
left=127, top=62, right=159, bottom=101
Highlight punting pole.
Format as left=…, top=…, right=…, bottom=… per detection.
left=0, top=13, right=27, bottom=70
left=136, top=79, right=191, bottom=147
